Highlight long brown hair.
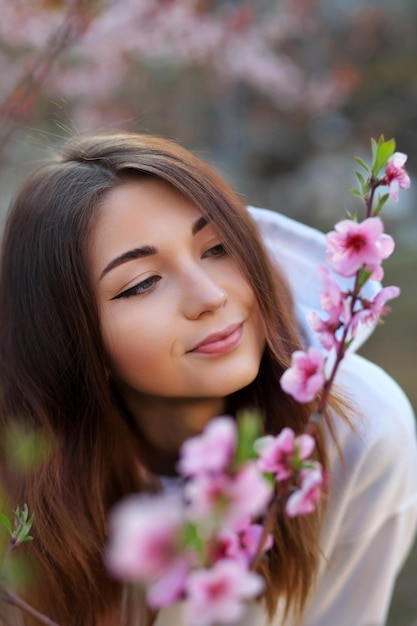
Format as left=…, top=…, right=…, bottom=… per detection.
left=0, top=133, right=334, bottom=625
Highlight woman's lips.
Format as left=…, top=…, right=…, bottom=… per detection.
left=191, top=323, right=243, bottom=356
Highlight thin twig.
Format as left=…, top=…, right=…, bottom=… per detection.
left=307, top=174, right=383, bottom=438
left=3, top=588, right=61, bottom=626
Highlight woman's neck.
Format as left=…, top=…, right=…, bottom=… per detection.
left=117, top=390, right=226, bottom=476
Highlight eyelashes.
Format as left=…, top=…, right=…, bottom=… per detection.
left=111, top=243, right=227, bottom=300
left=112, top=275, right=161, bottom=300
left=202, top=243, right=226, bottom=258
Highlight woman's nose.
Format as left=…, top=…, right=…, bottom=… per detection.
left=180, top=267, right=227, bottom=319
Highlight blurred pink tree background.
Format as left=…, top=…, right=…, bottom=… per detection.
left=1, top=0, right=415, bottom=224
left=0, top=1, right=416, bottom=623
left=0, top=0, right=354, bottom=144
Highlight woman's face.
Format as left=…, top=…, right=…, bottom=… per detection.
left=90, top=178, right=266, bottom=406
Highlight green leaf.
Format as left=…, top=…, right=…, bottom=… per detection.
left=373, top=193, right=390, bottom=216
left=374, top=138, right=396, bottom=176
left=0, top=513, right=13, bottom=536
left=357, top=267, right=372, bottom=289
left=12, top=505, right=34, bottom=543
left=345, top=209, right=359, bottom=221
left=371, top=137, right=379, bottom=172
left=354, top=171, right=371, bottom=196
left=354, top=156, right=371, bottom=174
left=21, top=504, right=29, bottom=524
left=349, top=189, right=362, bottom=199
left=235, top=410, right=262, bottom=465
left=182, top=522, right=205, bottom=559
left=354, top=170, right=365, bottom=186
left=262, top=472, right=276, bottom=489
left=22, top=512, right=34, bottom=538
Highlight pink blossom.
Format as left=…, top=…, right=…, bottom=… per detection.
left=307, top=265, right=352, bottom=349
left=255, top=428, right=315, bottom=480
left=184, top=462, right=272, bottom=527
left=105, top=494, right=182, bottom=583
left=236, top=522, right=273, bottom=559
left=147, top=557, right=189, bottom=608
left=285, top=465, right=325, bottom=517
left=325, top=217, right=395, bottom=281
left=185, top=559, right=264, bottom=626
left=280, top=347, right=325, bottom=403
left=384, top=152, right=411, bottom=202
left=184, top=472, right=230, bottom=521
left=210, top=528, right=241, bottom=563
left=225, top=462, right=273, bottom=527
left=351, top=285, right=400, bottom=331
left=307, top=310, right=341, bottom=350
left=212, top=522, right=272, bottom=564
left=177, top=416, right=237, bottom=477
left=317, top=264, right=345, bottom=319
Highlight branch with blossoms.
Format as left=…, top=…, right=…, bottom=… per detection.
left=103, top=137, right=410, bottom=625
left=281, top=137, right=409, bottom=430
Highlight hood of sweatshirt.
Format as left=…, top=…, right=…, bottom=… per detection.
left=248, top=206, right=380, bottom=354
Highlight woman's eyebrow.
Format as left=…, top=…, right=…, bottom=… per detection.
left=99, top=245, right=157, bottom=281
left=191, top=215, right=208, bottom=235
left=99, top=216, right=208, bottom=281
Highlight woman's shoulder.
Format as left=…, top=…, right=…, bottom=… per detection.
left=325, top=352, right=417, bottom=545
left=334, top=351, right=415, bottom=454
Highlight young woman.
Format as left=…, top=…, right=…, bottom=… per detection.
left=0, top=132, right=416, bottom=626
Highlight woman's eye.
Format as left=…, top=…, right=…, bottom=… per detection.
left=112, top=276, right=161, bottom=300
left=203, top=243, right=226, bottom=258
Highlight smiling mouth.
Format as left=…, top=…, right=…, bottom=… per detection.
left=190, top=323, right=243, bottom=356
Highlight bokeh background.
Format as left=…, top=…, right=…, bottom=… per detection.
left=0, top=1, right=416, bottom=623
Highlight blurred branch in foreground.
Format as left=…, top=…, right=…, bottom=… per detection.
left=0, top=0, right=96, bottom=164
